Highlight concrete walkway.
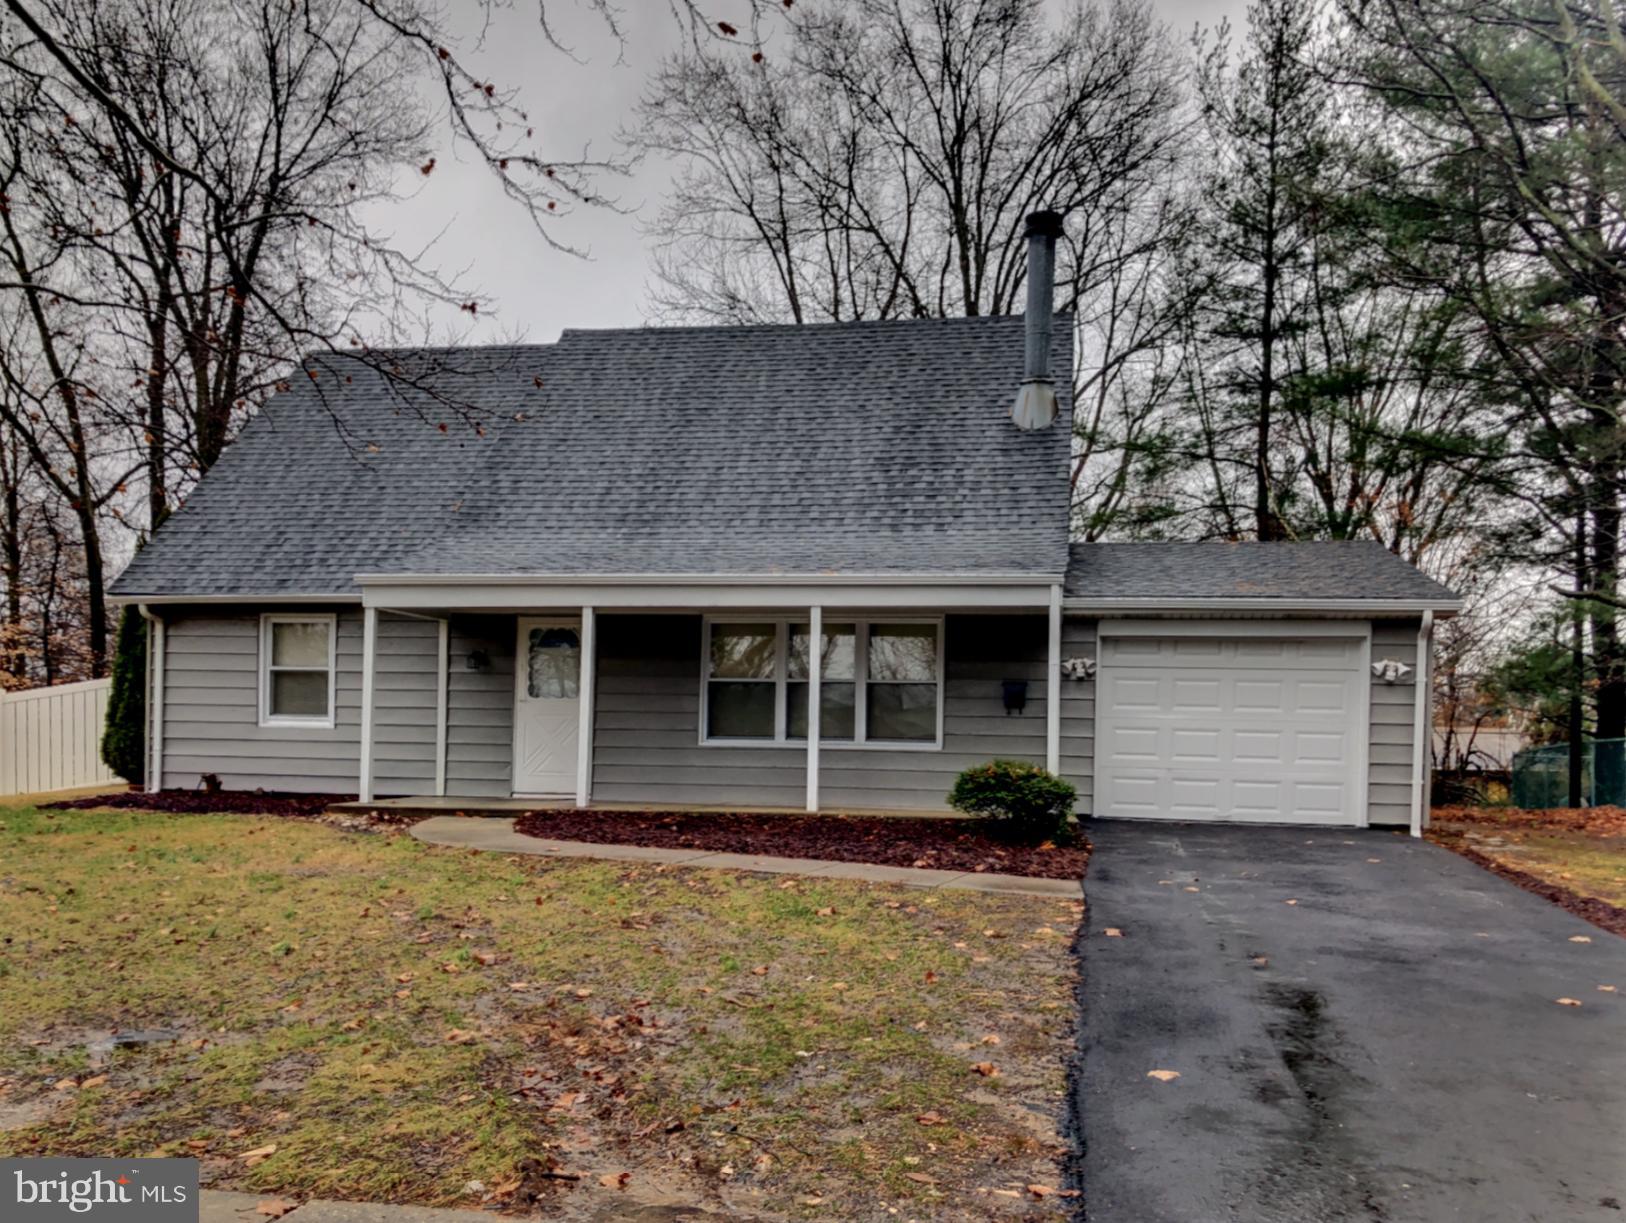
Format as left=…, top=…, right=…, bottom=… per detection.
left=409, top=816, right=1081, bottom=898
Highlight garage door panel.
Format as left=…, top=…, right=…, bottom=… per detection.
left=1096, top=631, right=1365, bottom=827
left=1172, top=678, right=1222, bottom=709
left=1170, top=729, right=1221, bottom=764
left=1233, top=730, right=1285, bottom=764
left=1234, top=680, right=1285, bottom=712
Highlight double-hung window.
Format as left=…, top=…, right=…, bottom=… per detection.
left=702, top=618, right=941, bottom=746
left=260, top=613, right=337, bottom=727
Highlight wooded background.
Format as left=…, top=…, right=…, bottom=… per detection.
left=1, top=0, right=1620, bottom=771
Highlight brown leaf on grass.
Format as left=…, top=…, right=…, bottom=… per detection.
left=395, top=973, right=413, bottom=984
left=904, top=1171, right=937, bottom=1184
left=507, top=981, right=532, bottom=991
left=574, top=987, right=594, bottom=998
left=53, top=1078, right=78, bottom=1091
left=970, top=1061, right=999, bottom=1077
left=815, top=906, right=836, bottom=917
left=598, top=1172, right=630, bottom=1189
left=979, top=1033, right=1001, bottom=1045
left=474, top=951, right=499, bottom=965
left=256, top=1201, right=296, bottom=1219
left=1146, top=1069, right=1181, bottom=1082
left=79, top=1074, right=108, bottom=1089
left=240, top=1143, right=278, bottom=1166
left=915, top=1110, right=945, bottom=1126
left=751, top=965, right=768, bottom=976
left=1556, top=998, right=1583, bottom=1007
left=443, top=1028, right=477, bottom=1043
left=1027, top=1184, right=1055, bottom=1198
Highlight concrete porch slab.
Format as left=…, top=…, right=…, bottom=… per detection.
left=408, top=817, right=1081, bottom=897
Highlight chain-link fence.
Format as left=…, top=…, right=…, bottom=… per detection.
left=1511, top=739, right=1626, bottom=808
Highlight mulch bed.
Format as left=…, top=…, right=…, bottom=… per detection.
left=1431, top=804, right=1626, bottom=838
left=513, top=808, right=1089, bottom=880
left=1431, top=835, right=1626, bottom=940
left=43, top=789, right=357, bottom=818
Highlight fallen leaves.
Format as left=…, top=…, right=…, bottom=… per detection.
left=255, top=1200, right=296, bottom=1219
left=597, top=1171, right=630, bottom=1189
left=970, top=1061, right=999, bottom=1077
left=1103, top=927, right=1124, bottom=938
left=915, top=1110, right=945, bottom=1126
left=1283, top=899, right=1299, bottom=906
left=1600, top=984, right=1618, bottom=992
left=443, top=1028, right=477, bottom=1044
left=1570, top=935, right=1593, bottom=944
left=1555, top=997, right=1583, bottom=1007
left=904, top=1171, right=937, bottom=1185
left=1146, top=1069, right=1181, bottom=1082
left=240, top=1143, right=278, bottom=1167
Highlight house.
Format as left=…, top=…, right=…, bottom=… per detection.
left=111, top=215, right=1461, bottom=833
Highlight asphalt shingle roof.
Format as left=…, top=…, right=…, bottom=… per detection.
left=1064, top=541, right=1459, bottom=604
left=113, top=315, right=1073, bottom=597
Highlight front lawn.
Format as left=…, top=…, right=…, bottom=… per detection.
left=0, top=801, right=1081, bottom=1217
left=1429, top=805, right=1626, bottom=937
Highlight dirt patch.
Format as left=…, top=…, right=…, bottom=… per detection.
left=513, top=808, right=1089, bottom=880
left=43, top=789, right=354, bottom=818
left=1432, top=804, right=1626, bottom=838
left=1430, top=831, right=1626, bottom=939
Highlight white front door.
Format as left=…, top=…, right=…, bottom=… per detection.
left=1094, top=630, right=1368, bottom=826
left=512, top=617, right=581, bottom=796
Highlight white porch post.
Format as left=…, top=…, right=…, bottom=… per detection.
left=359, top=606, right=378, bottom=803
left=1046, top=584, right=1062, bottom=775
left=139, top=605, right=165, bottom=793
left=806, top=605, right=822, bottom=812
left=576, top=606, right=597, bottom=808
left=434, top=618, right=449, bottom=798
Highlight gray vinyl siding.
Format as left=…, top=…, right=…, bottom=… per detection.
left=590, top=613, right=1048, bottom=812
left=818, top=614, right=1047, bottom=810
left=372, top=616, right=439, bottom=795
left=1059, top=618, right=1095, bottom=811
left=160, top=607, right=363, bottom=793
left=444, top=616, right=515, bottom=798
left=592, top=615, right=805, bottom=808
left=1368, top=618, right=1422, bottom=828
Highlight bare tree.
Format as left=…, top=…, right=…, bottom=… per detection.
left=630, top=0, right=1193, bottom=536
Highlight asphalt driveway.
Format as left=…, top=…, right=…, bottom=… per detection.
left=1075, top=820, right=1626, bottom=1223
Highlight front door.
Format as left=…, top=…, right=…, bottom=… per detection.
left=512, top=617, right=581, bottom=796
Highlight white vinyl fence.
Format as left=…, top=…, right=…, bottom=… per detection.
left=0, top=678, right=120, bottom=796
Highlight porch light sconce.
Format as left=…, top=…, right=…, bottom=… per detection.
left=1002, top=679, right=1029, bottom=715
left=1061, top=656, right=1096, bottom=680
left=465, top=649, right=491, bottom=672
left=1371, top=658, right=1413, bottom=684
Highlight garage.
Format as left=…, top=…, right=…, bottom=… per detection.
left=1093, top=624, right=1369, bottom=826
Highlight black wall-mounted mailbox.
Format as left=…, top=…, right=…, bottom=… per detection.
left=1002, top=679, right=1028, bottom=714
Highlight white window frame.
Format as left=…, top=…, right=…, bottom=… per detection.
left=699, top=614, right=944, bottom=750
left=259, top=612, right=338, bottom=729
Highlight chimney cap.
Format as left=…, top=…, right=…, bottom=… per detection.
left=1023, top=210, right=1065, bottom=239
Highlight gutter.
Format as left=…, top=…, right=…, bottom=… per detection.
left=1064, top=597, right=1463, bottom=616
left=1410, top=610, right=1436, bottom=839
left=356, top=571, right=1064, bottom=588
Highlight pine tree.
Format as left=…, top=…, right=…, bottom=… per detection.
left=101, top=605, right=146, bottom=785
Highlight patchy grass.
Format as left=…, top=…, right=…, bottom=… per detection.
left=0, top=801, right=1080, bottom=1217
left=1430, top=807, right=1626, bottom=936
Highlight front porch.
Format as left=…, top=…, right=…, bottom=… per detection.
left=351, top=583, right=1072, bottom=813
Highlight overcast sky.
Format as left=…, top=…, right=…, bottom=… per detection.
left=376, top=0, right=1245, bottom=346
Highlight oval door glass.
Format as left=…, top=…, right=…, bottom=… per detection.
left=527, top=627, right=581, bottom=699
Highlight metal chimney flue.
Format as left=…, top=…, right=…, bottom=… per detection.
left=1011, top=209, right=1063, bottom=430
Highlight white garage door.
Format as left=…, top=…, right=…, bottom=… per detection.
left=1095, top=631, right=1367, bottom=826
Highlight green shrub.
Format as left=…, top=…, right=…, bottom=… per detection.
left=948, top=759, right=1077, bottom=844
left=101, top=605, right=146, bottom=784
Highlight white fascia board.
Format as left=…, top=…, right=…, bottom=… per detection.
left=357, top=571, right=1059, bottom=588
left=361, top=580, right=1055, bottom=611
left=110, top=593, right=360, bottom=606
left=1063, top=597, right=1462, bottom=617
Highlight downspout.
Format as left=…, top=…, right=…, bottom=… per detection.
left=1410, top=610, right=1435, bottom=839
left=1046, top=585, right=1062, bottom=775
left=138, top=604, right=164, bottom=794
